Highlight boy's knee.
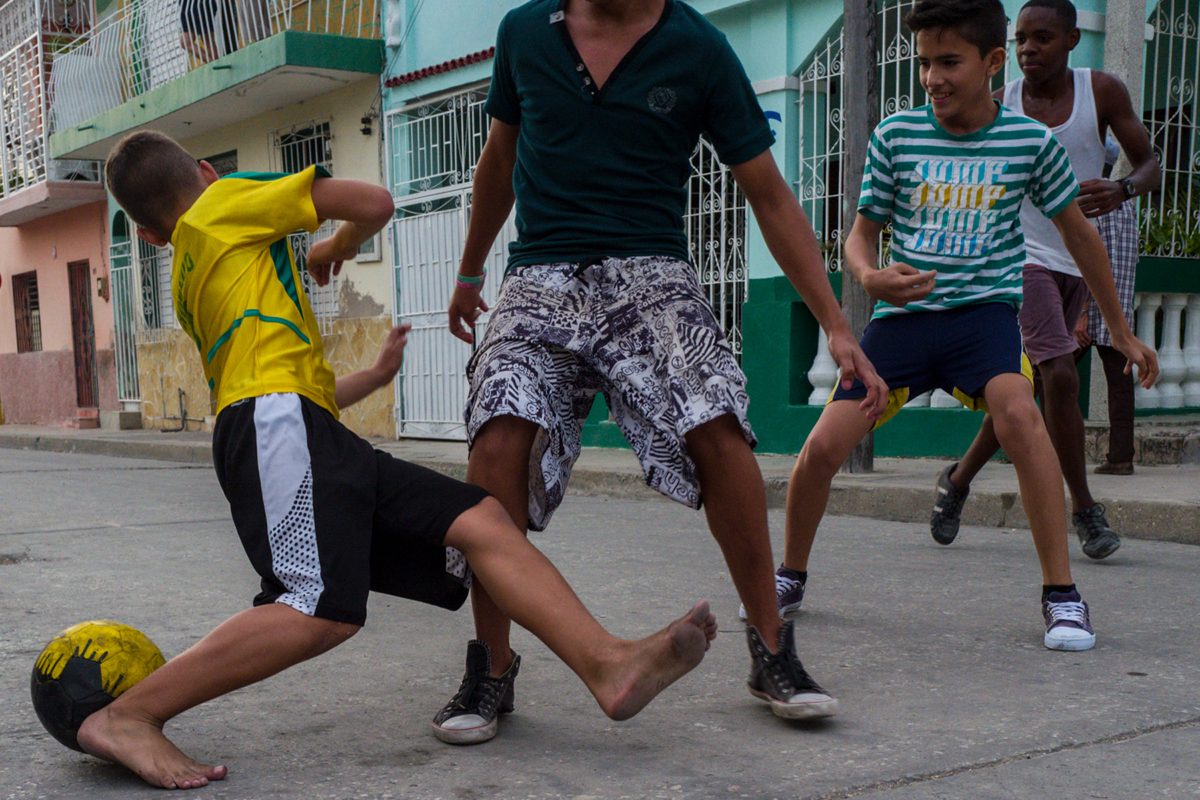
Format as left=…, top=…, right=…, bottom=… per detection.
left=1037, top=356, right=1079, bottom=396
left=797, top=431, right=848, bottom=478
left=990, top=396, right=1043, bottom=442
left=446, top=496, right=521, bottom=552
left=684, top=414, right=749, bottom=460
left=298, top=616, right=360, bottom=658
left=470, top=417, right=538, bottom=464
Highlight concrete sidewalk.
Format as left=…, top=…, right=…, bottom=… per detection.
left=1, top=423, right=1197, bottom=546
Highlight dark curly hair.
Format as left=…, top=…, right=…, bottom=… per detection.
left=1020, top=0, right=1077, bottom=31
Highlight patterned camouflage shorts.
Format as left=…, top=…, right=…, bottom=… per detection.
left=465, top=256, right=755, bottom=531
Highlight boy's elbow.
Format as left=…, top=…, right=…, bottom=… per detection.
left=368, top=186, right=394, bottom=226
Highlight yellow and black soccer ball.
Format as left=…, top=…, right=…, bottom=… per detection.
left=30, top=620, right=166, bottom=751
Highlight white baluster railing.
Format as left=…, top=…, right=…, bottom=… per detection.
left=1183, top=295, right=1200, bottom=407
left=1157, top=293, right=1187, bottom=408
left=1134, top=293, right=1163, bottom=409
left=1133, top=291, right=1200, bottom=411
left=807, top=325, right=838, bottom=404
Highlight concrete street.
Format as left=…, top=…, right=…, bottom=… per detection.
left=2, top=447, right=1199, bottom=799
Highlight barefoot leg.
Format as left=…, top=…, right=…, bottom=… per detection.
left=602, top=600, right=715, bottom=721
left=445, top=500, right=714, bottom=721
left=78, top=709, right=227, bottom=790
left=76, top=604, right=358, bottom=789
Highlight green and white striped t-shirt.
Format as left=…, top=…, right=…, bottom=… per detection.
left=858, top=104, right=1078, bottom=320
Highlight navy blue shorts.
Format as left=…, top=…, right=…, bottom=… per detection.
left=831, top=302, right=1033, bottom=427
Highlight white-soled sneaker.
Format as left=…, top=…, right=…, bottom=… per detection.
left=738, top=565, right=806, bottom=621
left=1043, top=590, right=1096, bottom=651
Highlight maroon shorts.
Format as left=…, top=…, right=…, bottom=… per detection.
left=1018, top=264, right=1090, bottom=365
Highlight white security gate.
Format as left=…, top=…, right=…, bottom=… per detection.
left=387, top=86, right=746, bottom=440
left=392, top=188, right=515, bottom=439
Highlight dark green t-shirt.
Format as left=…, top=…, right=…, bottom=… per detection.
left=487, top=0, right=775, bottom=269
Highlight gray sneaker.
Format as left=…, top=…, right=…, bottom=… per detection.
left=432, top=641, right=520, bottom=745
left=746, top=620, right=837, bottom=720
left=931, top=463, right=969, bottom=545
left=1072, top=503, right=1121, bottom=560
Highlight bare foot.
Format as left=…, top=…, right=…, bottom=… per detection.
left=77, top=705, right=227, bottom=790
left=599, top=601, right=715, bottom=721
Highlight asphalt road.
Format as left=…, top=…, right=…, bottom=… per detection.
left=2, top=449, right=1198, bottom=799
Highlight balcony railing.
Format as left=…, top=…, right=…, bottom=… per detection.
left=0, top=0, right=98, bottom=202
left=48, top=0, right=379, bottom=134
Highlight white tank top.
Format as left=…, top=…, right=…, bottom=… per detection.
left=1003, top=68, right=1104, bottom=277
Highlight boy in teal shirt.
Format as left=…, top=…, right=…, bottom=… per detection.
left=776, top=0, right=1156, bottom=652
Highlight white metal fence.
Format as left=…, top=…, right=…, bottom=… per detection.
left=109, top=238, right=142, bottom=404
left=48, top=0, right=380, bottom=133
left=0, top=0, right=98, bottom=200
left=386, top=86, right=750, bottom=439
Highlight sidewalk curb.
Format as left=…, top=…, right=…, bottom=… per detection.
left=4, top=428, right=1197, bottom=547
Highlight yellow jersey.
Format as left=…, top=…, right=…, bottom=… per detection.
left=170, top=166, right=339, bottom=417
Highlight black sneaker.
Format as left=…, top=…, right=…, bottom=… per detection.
left=1072, top=503, right=1121, bottom=560
left=737, top=564, right=806, bottom=621
left=746, top=620, right=837, bottom=720
left=931, top=463, right=969, bottom=545
left=431, top=641, right=520, bottom=745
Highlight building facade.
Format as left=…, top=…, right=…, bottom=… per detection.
left=25, top=0, right=400, bottom=436
left=381, top=0, right=1200, bottom=455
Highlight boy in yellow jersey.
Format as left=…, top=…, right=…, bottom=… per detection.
left=80, top=130, right=717, bottom=790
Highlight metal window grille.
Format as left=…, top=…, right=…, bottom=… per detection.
left=273, top=120, right=338, bottom=333
left=1141, top=0, right=1200, bottom=258
left=12, top=269, right=41, bottom=352
left=797, top=0, right=928, bottom=273
left=136, top=238, right=175, bottom=331
left=387, top=85, right=489, bottom=198
left=796, top=0, right=1015, bottom=272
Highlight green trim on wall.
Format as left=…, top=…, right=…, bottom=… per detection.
left=49, top=32, right=382, bottom=158
left=738, top=275, right=992, bottom=455
left=1134, top=256, right=1200, bottom=293
left=581, top=256, right=1200, bottom=455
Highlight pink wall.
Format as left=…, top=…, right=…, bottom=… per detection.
left=0, top=202, right=115, bottom=423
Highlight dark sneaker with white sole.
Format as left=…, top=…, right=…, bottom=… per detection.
left=931, top=462, right=970, bottom=545
left=432, top=641, right=520, bottom=745
left=738, top=564, right=806, bottom=621
left=746, top=619, right=837, bottom=719
left=1072, top=503, right=1121, bottom=560
left=1042, top=589, right=1096, bottom=651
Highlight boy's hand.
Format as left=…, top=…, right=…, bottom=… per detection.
left=1077, top=179, right=1126, bottom=218
left=1112, top=331, right=1160, bottom=389
left=448, top=283, right=489, bottom=344
left=306, top=237, right=357, bottom=287
left=1074, top=313, right=1091, bottom=348
left=861, top=262, right=937, bottom=307
left=827, top=330, right=889, bottom=421
left=372, top=323, right=412, bottom=382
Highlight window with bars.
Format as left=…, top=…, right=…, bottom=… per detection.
left=272, top=120, right=338, bottom=332
left=387, top=86, right=489, bottom=198
left=12, top=270, right=42, bottom=352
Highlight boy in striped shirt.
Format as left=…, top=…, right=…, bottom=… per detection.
left=777, top=0, right=1156, bottom=652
